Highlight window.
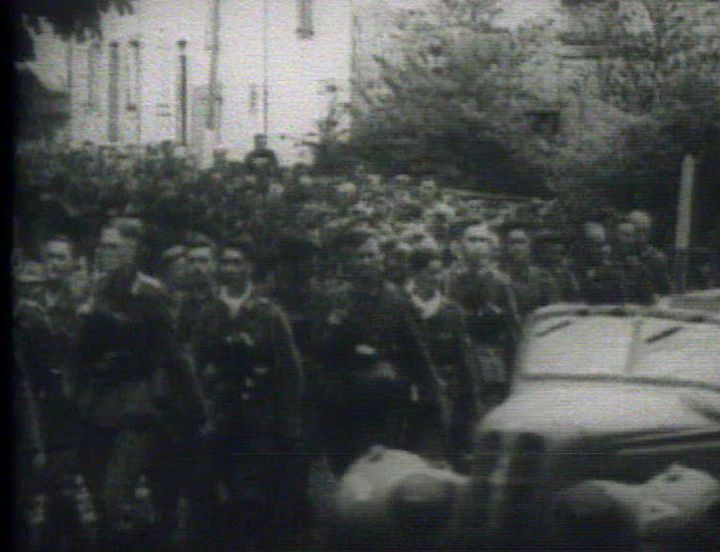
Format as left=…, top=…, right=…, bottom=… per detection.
left=297, top=0, right=314, bottom=40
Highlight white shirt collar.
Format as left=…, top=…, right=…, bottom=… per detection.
left=405, top=279, right=444, bottom=320
left=219, top=281, right=253, bottom=319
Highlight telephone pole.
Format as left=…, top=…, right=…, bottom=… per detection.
left=207, top=0, right=222, bottom=143
left=177, top=39, right=189, bottom=146
left=262, top=0, right=270, bottom=136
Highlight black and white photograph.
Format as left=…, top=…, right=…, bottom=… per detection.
left=11, top=0, right=720, bottom=550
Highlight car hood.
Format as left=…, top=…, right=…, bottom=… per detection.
left=479, top=381, right=720, bottom=444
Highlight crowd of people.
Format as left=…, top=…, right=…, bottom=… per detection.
left=13, top=137, right=715, bottom=551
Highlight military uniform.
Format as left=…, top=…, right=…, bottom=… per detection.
left=448, top=266, right=519, bottom=408
left=15, top=277, right=86, bottom=550
left=607, top=251, right=657, bottom=305
left=639, top=244, right=671, bottom=296
left=191, top=287, right=307, bottom=551
left=401, top=284, right=476, bottom=468
left=503, top=261, right=561, bottom=318
left=75, top=268, right=201, bottom=541
left=312, top=282, right=449, bottom=474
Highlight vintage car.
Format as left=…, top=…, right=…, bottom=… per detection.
left=329, top=296, right=720, bottom=550
left=454, top=299, right=720, bottom=549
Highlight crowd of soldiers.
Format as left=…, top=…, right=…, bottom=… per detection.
left=13, top=137, right=710, bottom=551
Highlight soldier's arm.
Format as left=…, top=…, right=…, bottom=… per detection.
left=394, top=298, right=452, bottom=435
left=15, top=342, right=46, bottom=469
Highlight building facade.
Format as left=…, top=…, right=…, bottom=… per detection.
left=27, top=0, right=355, bottom=165
left=22, top=0, right=719, bottom=163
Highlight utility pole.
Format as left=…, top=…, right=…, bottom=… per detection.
left=177, top=39, right=189, bottom=146
left=207, top=0, right=222, bottom=143
left=108, top=41, right=120, bottom=143
left=674, top=153, right=697, bottom=294
left=86, top=40, right=101, bottom=113
left=262, top=0, right=270, bottom=137
left=129, top=39, right=143, bottom=143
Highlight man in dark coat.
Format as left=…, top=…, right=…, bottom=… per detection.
left=501, top=227, right=561, bottom=318
left=191, top=239, right=307, bottom=552
left=15, top=238, right=89, bottom=549
left=449, top=225, right=519, bottom=408
left=312, top=237, right=451, bottom=475
left=244, top=134, right=279, bottom=180
left=401, top=242, right=477, bottom=470
left=75, top=218, right=204, bottom=545
left=627, top=210, right=671, bottom=296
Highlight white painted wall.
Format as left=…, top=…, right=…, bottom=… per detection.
left=24, top=0, right=354, bottom=164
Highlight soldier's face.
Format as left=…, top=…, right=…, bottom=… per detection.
left=97, top=228, right=137, bottom=273
left=42, top=240, right=73, bottom=281
left=353, top=240, right=384, bottom=280
left=419, top=180, right=438, bottom=203
left=462, top=226, right=496, bottom=263
left=219, top=248, right=250, bottom=284
left=615, top=223, right=637, bottom=250
left=187, top=247, right=216, bottom=278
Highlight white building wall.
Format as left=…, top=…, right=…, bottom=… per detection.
left=25, top=0, right=354, bottom=165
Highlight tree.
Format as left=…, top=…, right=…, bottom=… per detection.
left=304, top=83, right=357, bottom=176
left=14, top=0, right=135, bottom=60
left=348, top=0, right=555, bottom=194
left=547, top=0, right=720, bottom=241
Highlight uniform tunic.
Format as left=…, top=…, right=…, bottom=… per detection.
left=191, top=288, right=306, bottom=551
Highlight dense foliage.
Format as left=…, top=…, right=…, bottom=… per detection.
left=14, top=0, right=135, bottom=60
left=347, top=0, right=554, bottom=195
left=549, top=0, right=720, bottom=242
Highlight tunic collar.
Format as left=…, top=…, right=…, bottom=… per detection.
left=219, top=281, right=254, bottom=320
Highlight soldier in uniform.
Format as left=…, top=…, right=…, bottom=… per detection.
left=15, top=262, right=55, bottom=550
left=611, top=221, right=657, bottom=304
left=501, top=227, right=561, bottom=317
left=449, top=225, right=519, bottom=409
left=190, top=239, right=307, bottom=552
left=534, top=230, right=581, bottom=302
left=627, top=210, right=671, bottom=296
left=175, top=233, right=218, bottom=344
left=401, top=240, right=476, bottom=469
left=244, top=133, right=280, bottom=183
left=74, top=218, right=203, bottom=546
left=15, top=238, right=88, bottom=550
left=313, top=237, right=451, bottom=475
